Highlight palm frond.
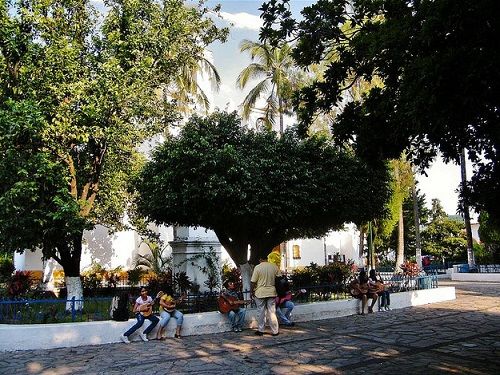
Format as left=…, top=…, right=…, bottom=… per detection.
left=241, top=79, right=271, bottom=119
left=236, top=63, right=268, bottom=89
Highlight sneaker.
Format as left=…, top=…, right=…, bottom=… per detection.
left=385, top=306, right=391, bottom=311
left=254, top=331, right=264, bottom=336
left=120, top=335, right=130, bottom=344
left=271, top=332, right=279, bottom=336
left=139, top=332, right=149, bottom=342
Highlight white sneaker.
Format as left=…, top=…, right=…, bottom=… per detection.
left=139, top=332, right=149, bottom=342
left=120, top=335, right=130, bottom=344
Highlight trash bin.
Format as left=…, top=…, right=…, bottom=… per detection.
left=456, top=264, right=469, bottom=273
left=417, top=276, right=431, bottom=289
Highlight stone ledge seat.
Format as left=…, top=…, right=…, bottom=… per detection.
left=0, top=287, right=455, bottom=352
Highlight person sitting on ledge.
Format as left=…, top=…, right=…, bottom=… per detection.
left=350, top=269, right=378, bottom=314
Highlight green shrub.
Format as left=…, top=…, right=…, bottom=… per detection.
left=7, top=271, right=33, bottom=297
left=0, top=255, right=15, bottom=282
left=127, top=267, right=146, bottom=287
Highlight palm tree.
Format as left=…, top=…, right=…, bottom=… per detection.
left=236, top=40, right=296, bottom=133
left=133, top=240, right=172, bottom=275
left=166, top=52, right=221, bottom=115
left=392, top=157, right=414, bottom=272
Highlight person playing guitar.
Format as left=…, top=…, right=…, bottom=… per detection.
left=218, top=281, right=250, bottom=332
left=156, top=292, right=186, bottom=339
left=275, top=275, right=305, bottom=327
left=121, top=288, right=162, bottom=344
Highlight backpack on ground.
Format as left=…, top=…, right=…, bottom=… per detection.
left=110, top=293, right=130, bottom=321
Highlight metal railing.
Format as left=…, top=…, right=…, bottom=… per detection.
left=0, top=297, right=113, bottom=324
left=0, top=274, right=438, bottom=324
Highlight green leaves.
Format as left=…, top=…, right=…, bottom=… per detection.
left=0, top=1, right=227, bottom=272
left=136, top=111, right=390, bottom=263
left=260, top=0, right=500, bottom=227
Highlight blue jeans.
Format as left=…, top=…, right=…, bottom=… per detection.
left=124, top=313, right=159, bottom=337
left=276, top=300, right=294, bottom=325
left=227, top=308, right=246, bottom=329
left=159, top=310, right=184, bottom=327
left=380, top=291, right=391, bottom=307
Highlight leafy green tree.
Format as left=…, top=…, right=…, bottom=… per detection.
left=0, top=0, right=227, bottom=305
left=478, top=212, right=500, bottom=263
left=378, top=185, right=430, bottom=260
left=260, top=0, right=500, bottom=229
left=421, top=200, right=467, bottom=263
left=236, top=40, right=297, bottom=133
left=135, top=111, right=390, bottom=290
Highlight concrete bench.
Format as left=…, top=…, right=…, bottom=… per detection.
left=0, top=287, right=456, bottom=352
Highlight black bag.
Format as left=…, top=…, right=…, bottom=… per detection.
left=110, top=293, right=130, bottom=321
left=275, top=275, right=289, bottom=297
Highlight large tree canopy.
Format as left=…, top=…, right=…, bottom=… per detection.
left=0, top=0, right=227, bottom=301
left=136, top=111, right=391, bottom=266
left=260, top=0, right=500, bottom=227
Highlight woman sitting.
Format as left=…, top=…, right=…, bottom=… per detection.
left=350, top=269, right=378, bottom=314
left=156, top=293, right=184, bottom=339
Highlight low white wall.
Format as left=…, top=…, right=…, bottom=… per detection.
left=0, top=287, right=455, bottom=352
left=451, top=272, right=500, bottom=282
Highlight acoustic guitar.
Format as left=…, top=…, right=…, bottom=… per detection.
left=369, top=281, right=385, bottom=294
left=276, top=289, right=307, bottom=306
left=349, top=280, right=368, bottom=297
left=163, top=293, right=187, bottom=313
left=138, top=291, right=164, bottom=317
left=218, top=295, right=251, bottom=314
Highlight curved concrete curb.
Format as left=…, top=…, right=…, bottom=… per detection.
left=0, top=287, right=455, bottom=352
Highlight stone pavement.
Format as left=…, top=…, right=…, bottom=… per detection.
left=1, top=280, right=499, bottom=375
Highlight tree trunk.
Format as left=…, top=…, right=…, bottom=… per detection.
left=239, top=262, right=253, bottom=300
left=395, top=203, right=405, bottom=273
left=55, top=232, right=84, bottom=311
left=65, top=276, right=84, bottom=311
left=358, top=225, right=365, bottom=259
left=279, top=98, right=284, bottom=135
left=460, top=149, right=475, bottom=267
left=411, top=170, right=422, bottom=269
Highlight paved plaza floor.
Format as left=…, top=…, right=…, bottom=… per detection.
left=0, top=280, right=499, bottom=375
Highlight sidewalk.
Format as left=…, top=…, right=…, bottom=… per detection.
left=1, top=280, right=499, bottom=374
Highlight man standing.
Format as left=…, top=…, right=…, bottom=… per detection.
left=251, top=253, right=280, bottom=336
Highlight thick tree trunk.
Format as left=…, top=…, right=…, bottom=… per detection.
left=65, top=276, right=84, bottom=311
left=55, top=232, right=84, bottom=311
left=239, top=262, right=253, bottom=300
left=395, top=203, right=405, bottom=273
